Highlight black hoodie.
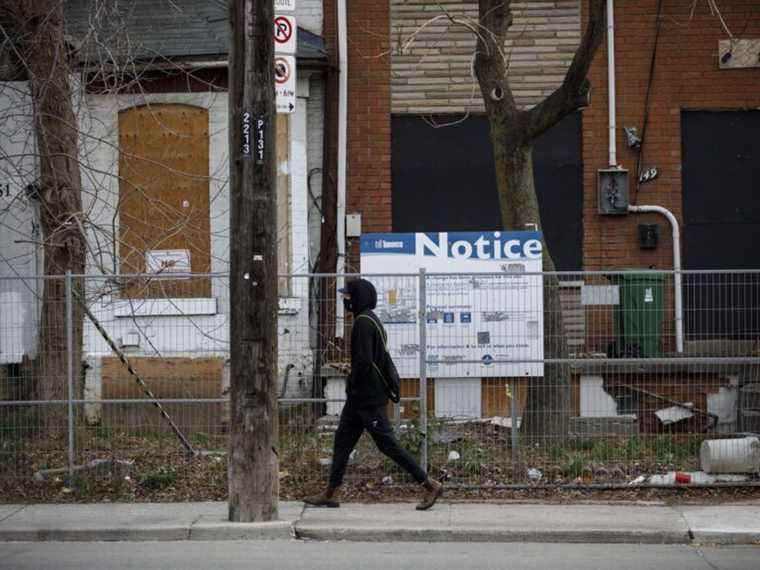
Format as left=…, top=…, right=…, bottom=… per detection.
left=344, top=279, right=388, bottom=409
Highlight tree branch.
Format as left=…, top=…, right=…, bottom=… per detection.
left=525, top=0, right=606, bottom=140
left=474, top=0, right=518, bottom=119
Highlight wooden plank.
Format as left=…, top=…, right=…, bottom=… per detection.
left=101, top=356, right=224, bottom=433
left=102, top=356, right=224, bottom=399
left=559, top=283, right=585, bottom=349
left=385, top=378, right=436, bottom=419
left=571, top=374, right=581, bottom=416
left=481, top=378, right=528, bottom=418
left=118, top=104, right=211, bottom=298
left=276, top=114, right=291, bottom=294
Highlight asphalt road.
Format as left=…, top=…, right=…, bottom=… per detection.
left=2, top=541, right=759, bottom=570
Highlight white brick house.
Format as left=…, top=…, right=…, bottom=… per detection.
left=0, top=1, right=327, bottom=408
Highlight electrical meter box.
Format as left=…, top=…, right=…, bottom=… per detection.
left=598, top=168, right=629, bottom=215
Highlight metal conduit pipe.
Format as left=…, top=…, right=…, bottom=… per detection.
left=607, top=0, right=617, bottom=166
left=335, top=0, right=348, bottom=337
left=628, top=204, right=684, bottom=353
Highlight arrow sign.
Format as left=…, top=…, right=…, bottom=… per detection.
left=273, top=14, right=296, bottom=55
left=275, top=55, right=296, bottom=114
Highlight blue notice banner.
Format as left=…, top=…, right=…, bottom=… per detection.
left=361, top=231, right=542, bottom=261
left=360, top=233, right=415, bottom=255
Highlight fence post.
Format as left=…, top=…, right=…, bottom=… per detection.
left=418, top=268, right=427, bottom=472
left=510, top=381, right=519, bottom=471
left=65, top=271, right=75, bottom=480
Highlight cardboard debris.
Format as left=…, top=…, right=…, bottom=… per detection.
left=655, top=404, right=695, bottom=425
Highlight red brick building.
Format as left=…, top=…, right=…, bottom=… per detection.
left=583, top=0, right=760, bottom=272
left=319, top=1, right=759, bottom=422
left=325, top=1, right=759, bottom=275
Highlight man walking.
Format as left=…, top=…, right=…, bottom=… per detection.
left=304, top=278, right=443, bottom=510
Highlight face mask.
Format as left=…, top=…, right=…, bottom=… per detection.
left=343, top=297, right=353, bottom=312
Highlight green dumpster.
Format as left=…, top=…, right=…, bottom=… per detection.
left=610, top=272, right=665, bottom=358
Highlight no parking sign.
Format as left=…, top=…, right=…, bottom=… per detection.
left=273, top=9, right=296, bottom=114
left=273, top=15, right=296, bottom=55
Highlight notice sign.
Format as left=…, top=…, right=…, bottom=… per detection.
left=360, top=231, right=544, bottom=378
left=146, top=249, right=191, bottom=275
left=275, top=55, right=296, bottom=114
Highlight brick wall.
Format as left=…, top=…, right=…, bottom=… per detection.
left=583, top=0, right=760, bottom=270
left=391, top=0, right=582, bottom=113
left=331, top=0, right=393, bottom=270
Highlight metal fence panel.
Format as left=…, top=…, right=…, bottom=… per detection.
left=1, top=270, right=759, bottom=496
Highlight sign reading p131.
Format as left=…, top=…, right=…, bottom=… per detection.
left=360, top=231, right=544, bottom=378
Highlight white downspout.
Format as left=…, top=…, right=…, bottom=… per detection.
left=335, top=0, right=348, bottom=337
left=607, top=0, right=617, bottom=166
left=628, top=205, right=684, bottom=354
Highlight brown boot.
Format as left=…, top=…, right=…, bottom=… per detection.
left=303, top=486, right=340, bottom=508
left=415, top=478, right=443, bottom=511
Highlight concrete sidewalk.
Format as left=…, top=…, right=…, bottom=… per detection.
left=0, top=501, right=758, bottom=544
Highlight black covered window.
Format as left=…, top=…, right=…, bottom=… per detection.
left=391, top=113, right=582, bottom=271
left=682, top=109, right=760, bottom=339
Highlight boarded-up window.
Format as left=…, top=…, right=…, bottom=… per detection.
left=118, top=104, right=211, bottom=298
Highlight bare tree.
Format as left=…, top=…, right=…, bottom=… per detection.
left=5, top=1, right=86, bottom=420
left=390, top=1, right=606, bottom=439
left=1, top=2, right=310, bottom=441
left=472, top=0, right=606, bottom=438
left=1, top=2, right=232, bottom=426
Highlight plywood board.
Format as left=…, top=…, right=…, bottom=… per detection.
left=102, top=356, right=224, bottom=399
left=118, top=104, right=211, bottom=298
left=481, top=378, right=528, bottom=418
left=101, top=356, right=225, bottom=433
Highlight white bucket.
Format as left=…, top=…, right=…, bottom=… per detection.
left=700, top=437, right=760, bottom=474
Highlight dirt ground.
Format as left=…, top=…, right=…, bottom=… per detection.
left=2, top=431, right=759, bottom=505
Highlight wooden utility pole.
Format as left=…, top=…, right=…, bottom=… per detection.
left=228, top=0, right=279, bottom=522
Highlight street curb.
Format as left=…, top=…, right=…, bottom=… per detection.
left=0, top=521, right=295, bottom=543
left=690, top=531, right=760, bottom=545
left=189, top=521, right=294, bottom=541
left=6, top=525, right=760, bottom=545
left=0, top=526, right=189, bottom=542
left=293, top=526, right=692, bottom=544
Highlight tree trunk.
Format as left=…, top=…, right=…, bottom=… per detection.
left=491, top=139, right=570, bottom=440
left=473, top=0, right=606, bottom=442
left=521, top=253, right=571, bottom=441
left=12, top=1, right=86, bottom=423
left=227, top=0, right=279, bottom=522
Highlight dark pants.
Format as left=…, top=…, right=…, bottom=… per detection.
left=328, top=404, right=427, bottom=488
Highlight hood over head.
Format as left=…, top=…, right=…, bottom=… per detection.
left=346, top=278, right=377, bottom=315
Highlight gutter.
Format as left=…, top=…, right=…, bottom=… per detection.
left=335, top=0, right=348, bottom=337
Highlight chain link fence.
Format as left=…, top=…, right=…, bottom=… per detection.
left=1, top=270, right=759, bottom=496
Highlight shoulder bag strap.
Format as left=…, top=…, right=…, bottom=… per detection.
left=357, top=314, right=388, bottom=352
